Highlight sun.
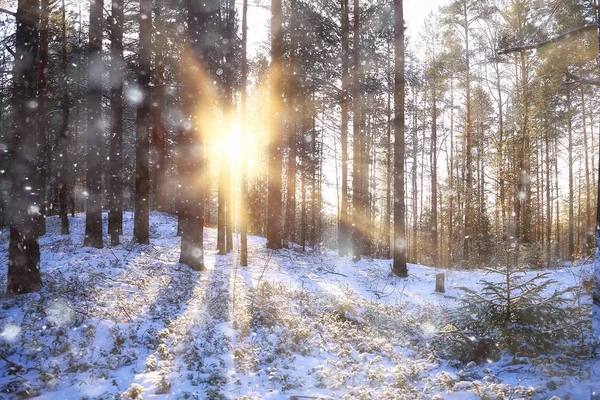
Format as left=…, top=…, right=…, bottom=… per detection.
left=223, top=123, right=244, bottom=160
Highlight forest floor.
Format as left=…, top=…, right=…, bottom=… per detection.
left=0, top=212, right=594, bottom=399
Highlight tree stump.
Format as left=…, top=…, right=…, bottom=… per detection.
left=435, top=273, right=445, bottom=293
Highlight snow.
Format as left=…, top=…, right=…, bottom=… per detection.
left=0, top=212, right=593, bottom=399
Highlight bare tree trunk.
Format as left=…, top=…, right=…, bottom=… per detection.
left=410, top=103, right=419, bottom=263
left=311, top=89, right=317, bottom=248
left=339, top=0, right=350, bottom=256
left=284, top=0, right=297, bottom=248
left=57, top=0, right=70, bottom=235
left=134, top=0, right=152, bottom=244
left=36, top=0, right=49, bottom=235
left=240, top=0, right=249, bottom=266
left=448, top=76, right=454, bottom=267
left=384, top=41, right=392, bottom=258
left=392, top=0, right=407, bottom=277
left=495, top=63, right=505, bottom=238
left=545, top=119, right=552, bottom=267
left=7, top=0, right=43, bottom=296
left=109, top=0, right=124, bottom=245
left=179, top=0, right=213, bottom=271
left=518, top=52, right=531, bottom=244
left=152, top=1, right=166, bottom=211
left=266, top=0, right=284, bottom=249
left=351, top=0, right=362, bottom=261
left=580, top=84, right=593, bottom=254
left=462, top=3, right=473, bottom=262
left=301, top=110, right=307, bottom=251
left=431, top=85, right=438, bottom=267
left=555, top=135, right=561, bottom=258
left=567, top=89, right=574, bottom=261
left=83, top=0, right=104, bottom=249
left=225, top=0, right=234, bottom=254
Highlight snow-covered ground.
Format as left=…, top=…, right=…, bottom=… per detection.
left=592, top=245, right=600, bottom=400
left=0, top=212, right=594, bottom=399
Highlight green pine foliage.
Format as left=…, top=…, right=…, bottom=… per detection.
left=434, top=243, right=590, bottom=364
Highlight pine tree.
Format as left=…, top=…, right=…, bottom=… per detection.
left=83, top=0, right=104, bottom=249
left=6, top=0, right=43, bottom=296
left=109, top=0, right=124, bottom=246
left=392, top=0, right=407, bottom=277
left=266, top=0, right=284, bottom=250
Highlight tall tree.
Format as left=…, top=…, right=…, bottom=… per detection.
left=266, top=0, right=284, bottom=250
left=57, top=0, right=70, bottom=235
left=351, top=0, right=362, bottom=261
left=83, top=0, right=104, bottom=249
left=179, top=0, right=216, bottom=270
left=36, top=0, right=49, bottom=236
left=225, top=0, right=235, bottom=253
left=567, top=88, right=574, bottom=261
left=284, top=0, right=297, bottom=248
left=240, top=0, right=249, bottom=266
left=134, top=0, right=152, bottom=244
left=441, top=0, right=482, bottom=262
left=6, top=0, right=43, bottom=295
left=392, top=0, right=407, bottom=277
left=217, top=0, right=235, bottom=255
left=580, top=84, right=592, bottom=254
left=152, top=1, right=167, bottom=211
left=109, top=0, right=124, bottom=246
left=338, top=0, right=350, bottom=256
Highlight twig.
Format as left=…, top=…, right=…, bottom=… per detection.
left=4, top=45, right=15, bottom=57
left=0, top=352, right=23, bottom=373
left=322, top=270, right=348, bottom=278
left=0, top=8, right=16, bottom=17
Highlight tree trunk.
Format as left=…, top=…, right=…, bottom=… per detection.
left=496, top=64, right=505, bottom=238
left=462, top=3, right=473, bottom=263
left=384, top=41, right=392, bottom=258
left=431, top=85, right=438, bottom=267
left=554, top=135, right=561, bottom=258
left=240, top=0, right=248, bottom=266
left=225, top=0, right=235, bottom=254
left=351, top=0, right=362, bottom=261
left=57, top=0, right=70, bottom=235
left=35, top=0, right=49, bottom=235
left=301, top=111, right=307, bottom=251
left=567, top=89, right=574, bottom=261
left=266, top=0, right=284, bottom=250
left=134, top=0, right=152, bottom=244
left=545, top=118, right=552, bottom=267
left=339, top=0, right=350, bottom=257
left=179, top=0, right=214, bottom=271
left=284, top=0, right=297, bottom=248
left=518, top=51, right=531, bottom=244
left=580, top=84, right=593, bottom=254
left=411, top=96, right=418, bottom=263
left=311, top=93, right=317, bottom=248
left=7, top=0, right=43, bottom=296
left=448, top=76, right=454, bottom=267
left=109, top=0, right=124, bottom=245
left=152, top=1, right=166, bottom=212
left=392, top=0, right=407, bottom=277
left=83, top=0, right=104, bottom=249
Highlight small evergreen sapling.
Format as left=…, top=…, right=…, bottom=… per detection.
left=438, top=244, right=577, bottom=363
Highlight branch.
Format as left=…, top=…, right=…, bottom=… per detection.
left=4, top=45, right=15, bottom=58
left=565, top=71, right=600, bottom=86
left=497, top=23, right=598, bottom=55
left=0, top=8, right=16, bottom=17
